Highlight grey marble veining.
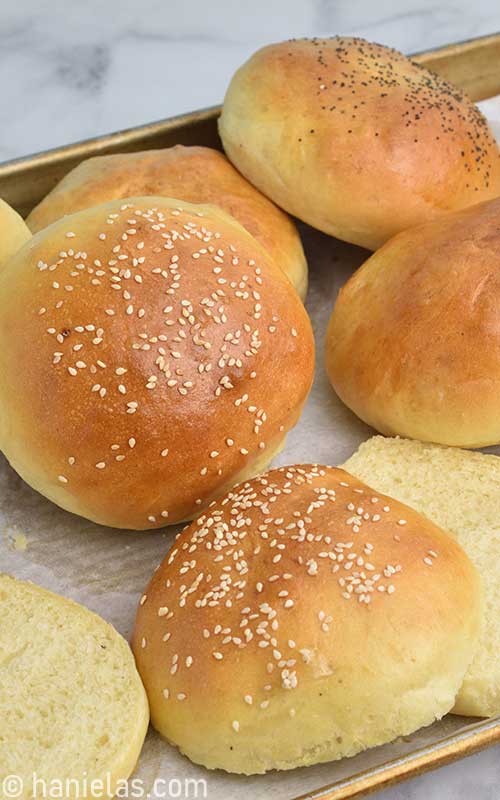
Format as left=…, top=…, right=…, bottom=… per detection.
left=2, top=0, right=500, bottom=161
left=0, top=0, right=499, bottom=798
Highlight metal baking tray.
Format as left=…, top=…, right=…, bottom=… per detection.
left=1, top=31, right=499, bottom=800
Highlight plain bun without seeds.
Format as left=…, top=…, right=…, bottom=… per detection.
left=326, top=196, right=500, bottom=448
left=0, top=197, right=31, bottom=266
left=219, top=36, right=500, bottom=250
left=0, top=197, right=314, bottom=529
left=132, top=465, right=481, bottom=774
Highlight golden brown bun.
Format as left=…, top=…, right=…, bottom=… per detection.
left=26, top=146, right=308, bottom=299
left=0, top=197, right=314, bottom=529
left=132, top=465, right=482, bottom=774
left=326, top=196, right=500, bottom=448
left=0, top=198, right=31, bottom=265
left=219, top=37, right=500, bottom=250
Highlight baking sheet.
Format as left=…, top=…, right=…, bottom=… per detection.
left=2, top=101, right=500, bottom=800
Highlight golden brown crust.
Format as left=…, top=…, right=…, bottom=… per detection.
left=0, top=197, right=314, bottom=529
left=219, top=37, right=500, bottom=250
left=26, top=146, right=308, bottom=298
left=132, top=465, right=482, bottom=773
left=326, top=196, right=500, bottom=447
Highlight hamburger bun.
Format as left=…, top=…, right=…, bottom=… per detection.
left=0, top=197, right=314, bottom=529
left=326, top=196, right=500, bottom=447
left=132, top=465, right=481, bottom=773
left=219, top=37, right=500, bottom=250
left=26, top=146, right=308, bottom=299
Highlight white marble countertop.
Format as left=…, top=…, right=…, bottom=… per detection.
left=2, top=0, right=500, bottom=162
left=1, top=0, right=500, bottom=798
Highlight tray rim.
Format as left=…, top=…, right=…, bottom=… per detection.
left=0, top=105, right=220, bottom=178
left=1, top=28, right=500, bottom=800
left=294, top=716, right=500, bottom=800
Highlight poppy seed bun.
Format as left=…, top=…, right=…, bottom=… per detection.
left=0, top=197, right=314, bottom=529
left=0, top=574, right=149, bottom=798
left=0, top=198, right=31, bottom=266
left=219, top=37, right=500, bottom=250
left=26, top=146, right=308, bottom=299
left=326, top=197, right=500, bottom=448
left=132, top=465, right=482, bottom=774
left=343, top=435, right=500, bottom=717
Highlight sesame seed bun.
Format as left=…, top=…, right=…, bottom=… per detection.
left=0, top=198, right=31, bottom=266
left=0, top=197, right=314, bottom=529
left=219, top=37, right=500, bottom=250
left=26, top=146, right=308, bottom=299
left=325, top=196, right=500, bottom=448
left=132, top=465, right=482, bottom=774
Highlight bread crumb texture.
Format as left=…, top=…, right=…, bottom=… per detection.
left=0, top=575, right=149, bottom=798
left=344, top=436, right=500, bottom=716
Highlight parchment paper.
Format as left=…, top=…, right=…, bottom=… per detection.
left=2, top=100, right=500, bottom=799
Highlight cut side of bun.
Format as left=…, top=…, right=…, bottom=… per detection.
left=343, top=435, right=500, bottom=717
left=0, top=574, right=149, bottom=798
